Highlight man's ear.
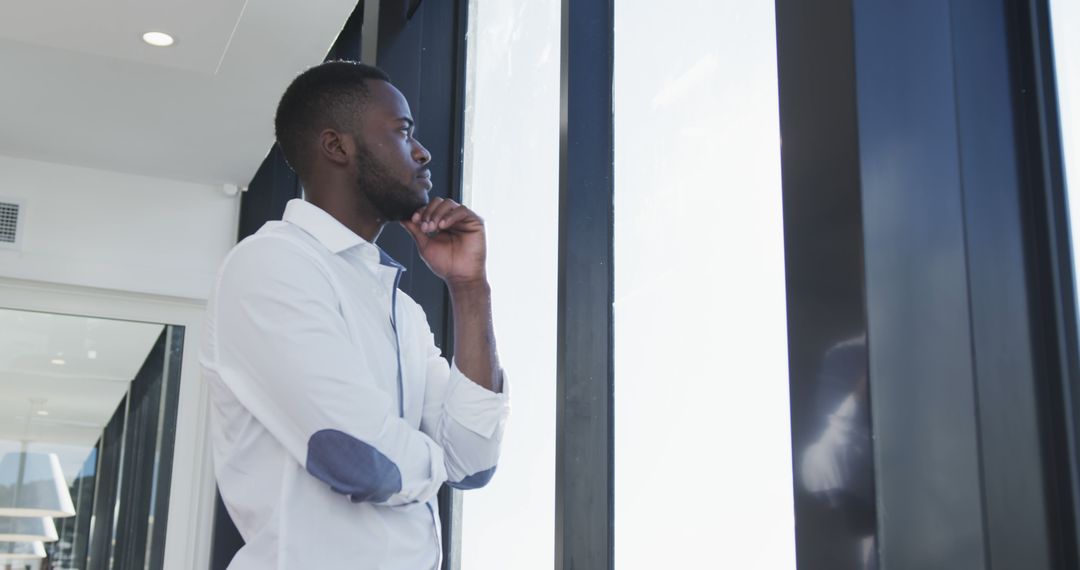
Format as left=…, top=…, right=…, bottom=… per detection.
left=318, top=129, right=353, bottom=167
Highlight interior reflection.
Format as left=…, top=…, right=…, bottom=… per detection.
left=0, top=309, right=181, bottom=570
left=798, top=334, right=877, bottom=569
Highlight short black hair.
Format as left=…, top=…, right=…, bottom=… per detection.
left=274, top=60, right=392, bottom=179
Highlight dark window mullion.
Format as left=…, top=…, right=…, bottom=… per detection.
left=555, top=0, right=614, bottom=568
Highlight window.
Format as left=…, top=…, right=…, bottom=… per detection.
left=613, top=1, right=796, bottom=567
left=0, top=308, right=183, bottom=570
left=459, top=1, right=561, bottom=568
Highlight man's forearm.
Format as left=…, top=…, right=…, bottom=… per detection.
left=447, top=279, right=502, bottom=393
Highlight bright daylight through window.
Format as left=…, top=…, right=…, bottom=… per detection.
left=459, top=0, right=560, bottom=568
left=614, top=1, right=796, bottom=568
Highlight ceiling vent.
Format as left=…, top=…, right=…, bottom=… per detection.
left=0, top=200, right=23, bottom=249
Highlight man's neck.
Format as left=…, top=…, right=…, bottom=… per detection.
left=305, top=186, right=384, bottom=243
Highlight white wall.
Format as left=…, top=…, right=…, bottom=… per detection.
left=0, top=154, right=239, bottom=300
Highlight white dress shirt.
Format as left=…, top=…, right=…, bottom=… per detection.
left=201, top=199, right=509, bottom=569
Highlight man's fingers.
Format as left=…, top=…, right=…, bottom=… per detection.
left=437, top=206, right=478, bottom=230
left=400, top=219, right=429, bottom=246
left=411, top=197, right=444, bottom=228
left=425, top=199, right=459, bottom=232
left=410, top=198, right=483, bottom=235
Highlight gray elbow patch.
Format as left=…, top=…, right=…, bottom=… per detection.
left=306, top=429, right=402, bottom=503
left=447, top=466, right=497, bottom=490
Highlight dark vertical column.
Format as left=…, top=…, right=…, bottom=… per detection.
left=147, top=327, right=185, bottom=570
left=114, top=331, right=167, bottom=569
left=556, top=0, right=613, bottom=568
left=86, top=397, right=125, bottom=570
left=102, top=326, right=184, bottom=570
left=854, top=3, right=987, bottom=568
left=1010, top=0, right=1080, bottom=565
left=949, top=0, right=1065, bottom=567
left=774, top=1, right=876, bottom=568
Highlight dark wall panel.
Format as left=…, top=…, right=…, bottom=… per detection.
left=237, top=145, right=302, bottom=242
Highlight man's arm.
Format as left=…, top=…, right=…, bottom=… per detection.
left=447, top=280, right=502, bottom=392
left=403, top=197, right=502, bottom=393
left=403, top=198, right=509, bottom=489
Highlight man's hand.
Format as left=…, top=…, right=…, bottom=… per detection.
left=402, top=198, right=501, bottom=393
left=401, top=198, right=487, bottom=286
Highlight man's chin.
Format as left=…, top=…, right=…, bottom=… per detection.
left=390, top=200, right=428, bottom=222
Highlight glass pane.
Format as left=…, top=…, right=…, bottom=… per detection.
left=0, top=309, right=182, bottom=570
left=613, top=1, right=796, bottom=568
left=458, top=0, right=561, bottom=568
left=1053, top=1, right=1080, bottom=289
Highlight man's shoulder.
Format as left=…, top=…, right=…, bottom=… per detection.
left=215, top=222, right=333, bottom=286
left=227, top=222, right=324, bottom=263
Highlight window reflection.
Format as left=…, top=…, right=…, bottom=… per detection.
left=798, top=335, right=876, bottom=570
left=0, top=309, right=182, bottom=570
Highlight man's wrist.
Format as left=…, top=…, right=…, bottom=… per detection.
left=446, top=276, right=490, bottom=296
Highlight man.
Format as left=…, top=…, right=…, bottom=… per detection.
left=201, top=61, right=508, bottom=569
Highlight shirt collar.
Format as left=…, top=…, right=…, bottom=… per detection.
left=281, top=199, right=405, bottom=270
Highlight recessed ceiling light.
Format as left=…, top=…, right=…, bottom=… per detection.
left=142, top=31, right=175, bottom=47
left=35, top=410, right=48, bottom=417
left=87, top=350, right=97, bottom=360
left=49, top=358, right=65, bottom=366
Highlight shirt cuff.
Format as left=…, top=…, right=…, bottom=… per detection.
left=445, top=361, right=510, bottom=439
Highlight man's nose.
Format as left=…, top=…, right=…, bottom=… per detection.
left=413, top=140, right=431, bottom=165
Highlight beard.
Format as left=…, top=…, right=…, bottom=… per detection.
left=354, top=145, right=428, bottom=222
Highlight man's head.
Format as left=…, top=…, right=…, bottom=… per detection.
left=274, top=61, right=432, bottom=222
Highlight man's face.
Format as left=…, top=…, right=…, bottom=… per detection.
left=350, top=80, right=432, bottom=221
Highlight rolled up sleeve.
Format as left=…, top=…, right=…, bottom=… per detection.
left=209, top=236, right=447, bottom=506
left=419, top=338, right=510, bottom=490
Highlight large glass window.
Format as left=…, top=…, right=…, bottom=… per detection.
left=0, top=309, right=182, bottom=570
left=459, top=1, right=560, bottom=569
left=613, top=1, right=796, bottom=568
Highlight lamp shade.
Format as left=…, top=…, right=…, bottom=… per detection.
left=0, top=540, right=46, bottom=560
left=0, top=452, right=75, bottom=517
left=0, top=516, right=57, bottom=542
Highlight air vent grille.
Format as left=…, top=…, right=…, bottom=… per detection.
left=0, top=202, right=18, bottom=245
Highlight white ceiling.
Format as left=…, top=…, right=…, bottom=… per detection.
left=0, top=308, right=163, bottom=444
left=0, top=0, right=360, bottom=185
